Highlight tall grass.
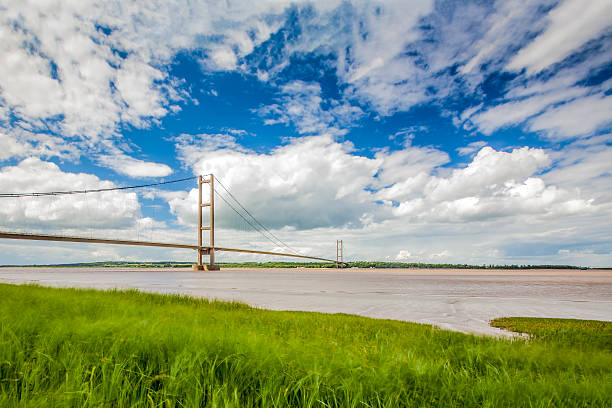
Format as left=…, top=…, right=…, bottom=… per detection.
left=490, top=317, right=612, bottom=350
left=1, top=283, right=610, bottom=407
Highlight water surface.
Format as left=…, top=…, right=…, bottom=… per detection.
left=1, top=267, right=610, bottom=336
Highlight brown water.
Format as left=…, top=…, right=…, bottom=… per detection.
left=1, top=267, right=610, bottom=336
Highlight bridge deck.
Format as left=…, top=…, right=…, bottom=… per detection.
left=0, top=232, right=341, bottom=264
left=0, top=232, right=199, bottom=250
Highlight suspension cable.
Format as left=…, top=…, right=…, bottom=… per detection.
left=214, top=177, right=302, bottom=255
left=0, top=176, right=198, bottom=197
left=214, top=176, right=302, bottom=255
left=214, top=189, right=285, bottom=249
left=2, top=173, right=306, bottom=257
left=214, top=187, right=302, bottom=255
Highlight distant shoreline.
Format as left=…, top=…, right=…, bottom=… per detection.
left=0, top=260, right=602, bottom=270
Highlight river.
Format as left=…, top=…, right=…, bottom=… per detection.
left=1, top=267, right=610, bottom=336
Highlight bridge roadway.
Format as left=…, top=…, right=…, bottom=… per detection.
left=0, top=232, right=342, bottom=264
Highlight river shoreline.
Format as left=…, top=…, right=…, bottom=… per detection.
left=1, top=267, right=610, bottom=336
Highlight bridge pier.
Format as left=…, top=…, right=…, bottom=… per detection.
left=192, top=264, right=220, bottom=271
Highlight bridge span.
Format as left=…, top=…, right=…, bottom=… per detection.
left=0, top=174, right=346, bottom=268
left=0, top=232, right=343, bottom=266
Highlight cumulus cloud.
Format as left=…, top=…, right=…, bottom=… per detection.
left=382, top=146, right=595, bottom=223
left=171, top=134, right=592, bottom=231
left=395, top=249, right=452, bottom=261
left=0, top=158, right=140, bottom=230
left=427, top=147, right=549, bottom=201
left=97, top=154, right=173, bottom=178
left=173, top=133, right=382, bottom=230
left=131, top=135, right=612, bottom=266
left=1, top=141, right=607, bottom=266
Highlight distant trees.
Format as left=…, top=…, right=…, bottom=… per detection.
left=14, top=261, right=581, bottom=269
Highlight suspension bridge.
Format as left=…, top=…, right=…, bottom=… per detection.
left=0, top=174, right=346, bottom=269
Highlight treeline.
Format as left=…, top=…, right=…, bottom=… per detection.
left=5, top=261, right=193, bottom=268
left=219, top=261, right=337, bottom=268
left=5, top=261, right=584, bottom=269
left=346, top=261, right=581, bottom=269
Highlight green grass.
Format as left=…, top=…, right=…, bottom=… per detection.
left=491, top=317, right=612, bottom=350
left=0, top=284, right=610, bottom=407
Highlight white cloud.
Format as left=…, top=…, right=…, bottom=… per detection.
left=1, top=2, right=119, bottom=140
left=1, top=139, right=609, bottom=266
left=456, top=141, right=487, bottom=156
left=376, top=146, right=596, bottom=223
left=0, top=132, right=30, bottom=160
left=428, top=249, right=451, bottom=260
left=0, top=0, right=181, bottom=164
left=507, top=0, right=612, bottom=74
left=460, top=1, right=541, bottom=75
left=0, top=0, right=300, bottom=160
left=394, top=249, right=452, bottom=262
left=337, top=0, right=434, bottom=114
left=373, top=142, right=450, bottom=190
left=256, top=81, right=364, bottom=136
left=242, top=0, right=435, bottom=115
left=425, top=147, right=550, bottom=202
left=543, top=136, right=612, bottom=201
left=469, top=87, right=589, bottom=135
left=1, top=1, right=611, bottom=267
left=527, top=94, right=612, bottom=140
left=206, top=46, right=238, bottom=71
left=395, top=250, right=414, bottom=261
left=465, top=51, right=611, bottom=139
left=174, top=133, right=382, bottom=230
left=3, top=0, right=608, bottom=160
left=0, top=239, right=194, bottom=265
left=97, top=154, right=173, bottom=178
left=172, top=134, right=593, bottom=232
left=113, top=56, right=168, bottom=125
left=0, top=158, right=140, bottom=230
left=0, top=129, right=81, bottom=161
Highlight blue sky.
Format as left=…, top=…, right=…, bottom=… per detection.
left=0, top=0, right=611, bottom=266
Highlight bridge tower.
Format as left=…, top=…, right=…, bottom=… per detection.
left=192, top=174, right=220, bottom=271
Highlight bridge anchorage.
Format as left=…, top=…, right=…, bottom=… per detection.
left=0, top=173, right=346, bottom=269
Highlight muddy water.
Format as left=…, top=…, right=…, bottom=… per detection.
left=1, top=267, right=610, bottom=337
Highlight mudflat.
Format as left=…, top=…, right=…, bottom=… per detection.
left=1, top=267, right=610, bottom=336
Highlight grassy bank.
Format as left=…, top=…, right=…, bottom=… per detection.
left=1, top=284, right=610, bottom=407
left=490, top=317, right=612, bottom=350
